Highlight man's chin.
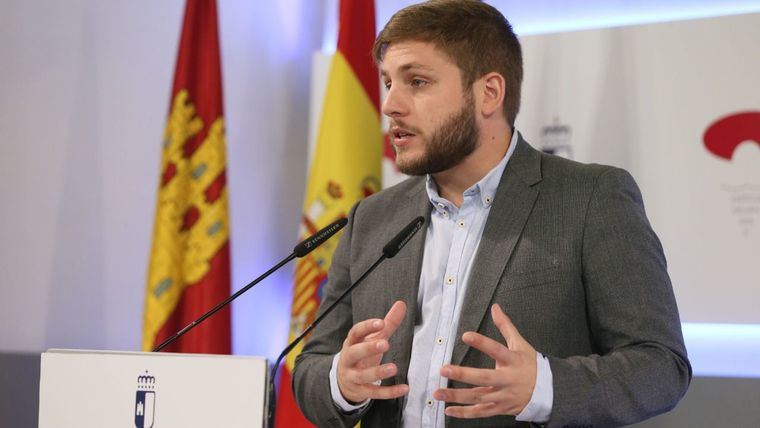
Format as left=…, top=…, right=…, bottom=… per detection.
left=396, top=161, right=429, bottom=176
left=395, top=153, right=422, bottom=176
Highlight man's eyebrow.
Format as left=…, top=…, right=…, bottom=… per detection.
left=381, top=62, right=435, bottom=77
left=400, top=62, right=435, bottom=72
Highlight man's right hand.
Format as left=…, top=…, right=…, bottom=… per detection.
left=336, top=300, right=410, bottom=404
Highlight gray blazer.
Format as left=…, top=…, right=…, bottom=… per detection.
left=292, top=136, right=691, bottom=427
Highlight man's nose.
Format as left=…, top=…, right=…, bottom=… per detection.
left=381, top=85, right=408, bottom=118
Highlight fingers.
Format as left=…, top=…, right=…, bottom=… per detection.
left=440, top=364, right=505, bottom=388
left=346, top=301, right=407, bottom=345
left=338, top=360, right=409, bottom=402
left=382, top=300, right=407, bottom=338
left=362, top=383, right=410, bottom=400
left=337, top=378, right=409, bottom=403
left=491, top=304, right=522, bottom=349
left=433, top=386, right=496, bottom=405
left=445, top=402, right=501, bottom=419
left=343, top=362, right=399, bottom=385
left=342, top=338, right=389, bottom=367
left=461, top=331, right=513, bottom=365
left=345, top=317, right=385, bottom=347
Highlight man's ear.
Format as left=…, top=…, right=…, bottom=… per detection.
left=479, top=72, right=506, bottom=117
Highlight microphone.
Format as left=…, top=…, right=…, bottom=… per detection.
left=383, top=216, right=425, bottom=258
left=267, top=216, right=426, bottom=426
left=153, top=217, right=348, bottom=353
left=294, top=218, right=347, bottom=257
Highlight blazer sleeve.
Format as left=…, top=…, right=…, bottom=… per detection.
left=547, top=167, right=692, bottom=427
left=292, top=202, right=371, bottom=427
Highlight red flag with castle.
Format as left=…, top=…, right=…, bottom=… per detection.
left=142, top=0, right=232, bottom=354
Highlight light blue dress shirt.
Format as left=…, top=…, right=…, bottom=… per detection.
left=329, top=131, right=553, bottom=426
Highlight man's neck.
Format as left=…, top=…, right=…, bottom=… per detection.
left=432, top=127, right=513, bottom=207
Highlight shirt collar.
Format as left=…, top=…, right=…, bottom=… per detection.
left=425, top=130, right=520, bottom=211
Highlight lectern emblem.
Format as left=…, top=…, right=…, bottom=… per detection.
left=135, top=371, right=156, bottom=428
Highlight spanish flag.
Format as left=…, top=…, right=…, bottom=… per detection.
left=142, top=0, right=231, bottom=354
left=275, top=0, right=382, bottom=425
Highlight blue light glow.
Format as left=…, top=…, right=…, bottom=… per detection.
left=321, top=0, right=339, bottom=54
left=682, top=323, right=760, bottom=378
left=516, top=4, right=760, bottom=35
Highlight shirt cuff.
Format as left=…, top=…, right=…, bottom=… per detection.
left=515, top=352, right=553, bottom=423
left=329, top=352, right=372, bottom=413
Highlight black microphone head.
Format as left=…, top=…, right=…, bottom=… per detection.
left=382, top=216, right=425, bottom=258
left=293, top=217, right=348, bottom=257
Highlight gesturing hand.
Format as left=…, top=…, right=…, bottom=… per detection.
left=433, top=304, right=538, bottom=418
left=336, top=300, right=410, bottom=404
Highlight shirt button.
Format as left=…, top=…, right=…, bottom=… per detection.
left=436, top=337, right=444, bottom=345
left=446, top=276, right=454, bottom=285
left=426, top=399, right=434, bottom=407
left=485, top=196, right=492, bottom=204
left=457, top=220, right=465, bottom=228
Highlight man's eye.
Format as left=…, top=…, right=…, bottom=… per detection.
left=384, top=81, right=392, bottom=90
left=410, top=78, right=427, bottom=87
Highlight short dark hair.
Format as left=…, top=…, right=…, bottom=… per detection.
left=373, top=0, right=523, bottom=126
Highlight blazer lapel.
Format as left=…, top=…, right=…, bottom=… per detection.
left=381, top=181, right=431, bottom=385
left=451, top=136, right=543, bottom=366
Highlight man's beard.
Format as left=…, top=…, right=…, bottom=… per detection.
left=394, top=95, right=479, bottom=176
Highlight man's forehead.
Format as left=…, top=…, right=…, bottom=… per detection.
left=379, top=41, right=450, bottom=75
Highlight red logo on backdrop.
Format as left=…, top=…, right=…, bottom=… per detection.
left=703, top=111, right=760, bottom=160
left=704, top=111, right=760, bottom=238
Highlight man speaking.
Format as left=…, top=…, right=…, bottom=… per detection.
left=292, top=1, right=691, bottom=426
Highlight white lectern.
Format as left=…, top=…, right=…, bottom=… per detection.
left=38, top=349, right=268, bottom=428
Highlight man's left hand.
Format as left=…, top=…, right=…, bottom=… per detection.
left=433, top=304, right=537, bottom=418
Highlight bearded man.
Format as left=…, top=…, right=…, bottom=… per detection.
left=292, top=1, right=691, bottom=427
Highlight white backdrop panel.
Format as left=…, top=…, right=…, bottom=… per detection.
left=518, top=13, right=760, bottom=323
